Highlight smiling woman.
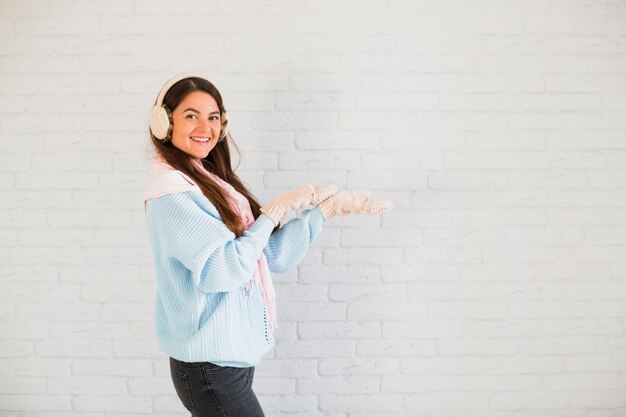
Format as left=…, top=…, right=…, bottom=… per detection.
left=143, top=74, right=392, bottom=417
left=171, top=92, right=223, bottom=161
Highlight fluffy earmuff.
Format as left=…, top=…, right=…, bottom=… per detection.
left=149, top=73, right=228, bottom=142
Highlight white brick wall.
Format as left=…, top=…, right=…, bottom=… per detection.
left=1, top=0, right=625, bottom=415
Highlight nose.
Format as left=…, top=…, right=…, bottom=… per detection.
left=197, top=117, right=213, bottom=132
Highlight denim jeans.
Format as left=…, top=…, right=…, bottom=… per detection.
left=169, top=357, right=265, bottom=417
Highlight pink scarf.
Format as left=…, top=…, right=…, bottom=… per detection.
left=144, top=153, right=277, bottom=331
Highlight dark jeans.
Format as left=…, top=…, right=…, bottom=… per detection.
left=169, top=357, right=265, bottom=417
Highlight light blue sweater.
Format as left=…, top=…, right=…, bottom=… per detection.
left=145, top=189, right=325, bottom=367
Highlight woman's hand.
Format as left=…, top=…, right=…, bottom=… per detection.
left=261, top=184, right=338, bottom=225
left=318, top=190, right=393, bottom=220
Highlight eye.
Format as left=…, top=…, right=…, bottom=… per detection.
left=209, top=115, right=220, bottom=121
left=185, top=114, right=197, bottom=119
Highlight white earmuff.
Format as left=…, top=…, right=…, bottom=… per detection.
left=149, top=73, right=206, bottom=141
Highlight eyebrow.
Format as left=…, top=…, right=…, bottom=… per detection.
left=183, top=108, right=220, bottom=115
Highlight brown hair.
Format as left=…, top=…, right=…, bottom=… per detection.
left=149, top=77, right=277, bottom=236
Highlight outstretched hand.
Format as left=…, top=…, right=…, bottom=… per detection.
left=261, top=184, right=338, bottom=225
left=318, top=190, right=393, bottom=220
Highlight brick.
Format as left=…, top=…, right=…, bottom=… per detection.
left=508, top=171, right=589, bottom=189
left=15, top=172, right=99, bottom=189
left=328, top=283, right=407, bottom=302
left=47, top=376, right=127, bottom=395
left=546, top=130, right=626, bottom=150
left=446, top=151, right=526, bottom=169
left=383, top=321, right=463, bottom=339
left=478, top=356, right=565, bottom=374
left=340, top=111, right=423, bottom=130
left=548, top=208, right=626, bottom=226
left=509, top=301, right=585, bottom=318
left=463, top=320, right=543, bottom=338
left=0, top=377, right=46, bottom=394
left=0, top=284, right=79, bottom=303
left=323, top=248, right=403, bottom=265
left=34, top=340, right=112, bottom=358
left=319, top=394, right=404, bottom=413
left=364, top=150, right=444, bottom=170
left=59, top=265, right=139, bottom=284
left=265, top=170, right=347, bottom=189
left=255, top=359, right=318, bottom=377
left=295, top=131, right=380, bottom=150
left=0, top=395, right=71, bottom=412
left=297, top=376, right=379, bottom=394
left=48, top=0, right=133, bottom=15
left=519, top=336, right=597, bottom=356
left=298, top=321, right=381, bottom=339
left=299, top=265, right=380, bottom=283
left=490, top=392, right=570, bottom=410
left=527, top=151, right=607, bottom=169
left=277, top=302, right=346, bottom=322
left=404, top=246, right=482, bottom=264
left=128, top=376, right=173, bottom=395
left=341, top=229, right=420, bottom=247
left=275, top=340, right=355, bottom=358
left=482, top=246, right=557, bottom=263
left=589, top=172, right=626, bottom=189
left=346, top=170, right=427, bottom=190
left=99, top=302, right=153, bottom=322
left=382, top=209, right=464, bottom=228
left=506, top=226, right=585, bottom=245
left=461, top=375, right=542, bottom=391
left=424, top=111, right=507, bottom=130
left=15, top=302, right=98, bottom=322
left=382, top=131, right=465, bottom=151
left=278, top=151, right=360, bottom=170
left=73, top=395, right=152, bottom=413
left=428, top=302, right=506, bottom=320
left=566, top=355, right=626, bottom=372
left=423, top=227, right=504, bottom=245
left=409, top=283, right=485, bottom=301
left=261, top=395, right=318, bottom=413
left=381, top=375, right=460, bottom=393
left=112, top=340, right=163, bottom=358
left=405, top=392, right=488, bottom=411
left=411, top=190, right=494, bottom=208
left=545, top=318, right=624, bottom=336
left=18, top=229, right=94, bottom=247
left=80, top=283, right=156, bottom=303
left=587, top=301, right=626, bottom=317
left=400, top=357, right=476, bottom=375
left=429, top=172, right=508, bottom=189
left=318, top=358, right=399, bottom=376
left=573, top=191, right=626, bottom=207
left=571, top=390, right=626, bottom=408
left=72, top=359, right=153, bottom=376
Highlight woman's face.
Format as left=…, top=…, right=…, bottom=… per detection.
left=170, top=91, right=222, bottom=162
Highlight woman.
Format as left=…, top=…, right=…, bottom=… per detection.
left=144, top=74, right=392, bottom=416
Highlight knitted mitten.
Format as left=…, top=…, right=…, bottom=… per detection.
left=311, top=184, right=338, bottom=205
left=261, top=184, right=339, bottom=225
left=318, top=190, right=393, bottom=220
left=260, top=185, right=315, bottom=225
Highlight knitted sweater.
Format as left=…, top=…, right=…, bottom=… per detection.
left=145, top=187, right=325, bottom=367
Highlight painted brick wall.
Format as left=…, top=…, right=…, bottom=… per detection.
left=1, top=0, right=626, bottom=416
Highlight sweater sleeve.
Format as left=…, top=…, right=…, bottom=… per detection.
left=145, top=190, right=276, bottom=293
left=263, top=206, right=325, bottom=274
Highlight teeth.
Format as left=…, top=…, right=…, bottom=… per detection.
left=191, top=137, right=210, bottom=142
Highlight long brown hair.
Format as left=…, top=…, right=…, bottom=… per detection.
left=149, top=77, right=277, bottom=236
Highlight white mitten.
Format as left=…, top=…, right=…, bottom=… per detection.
left=261, top=184, right=338, bottom=225
left=318, top=190, right=393, bottom=220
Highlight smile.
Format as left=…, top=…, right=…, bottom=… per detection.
left=190, top=136, right=211, bottom=142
